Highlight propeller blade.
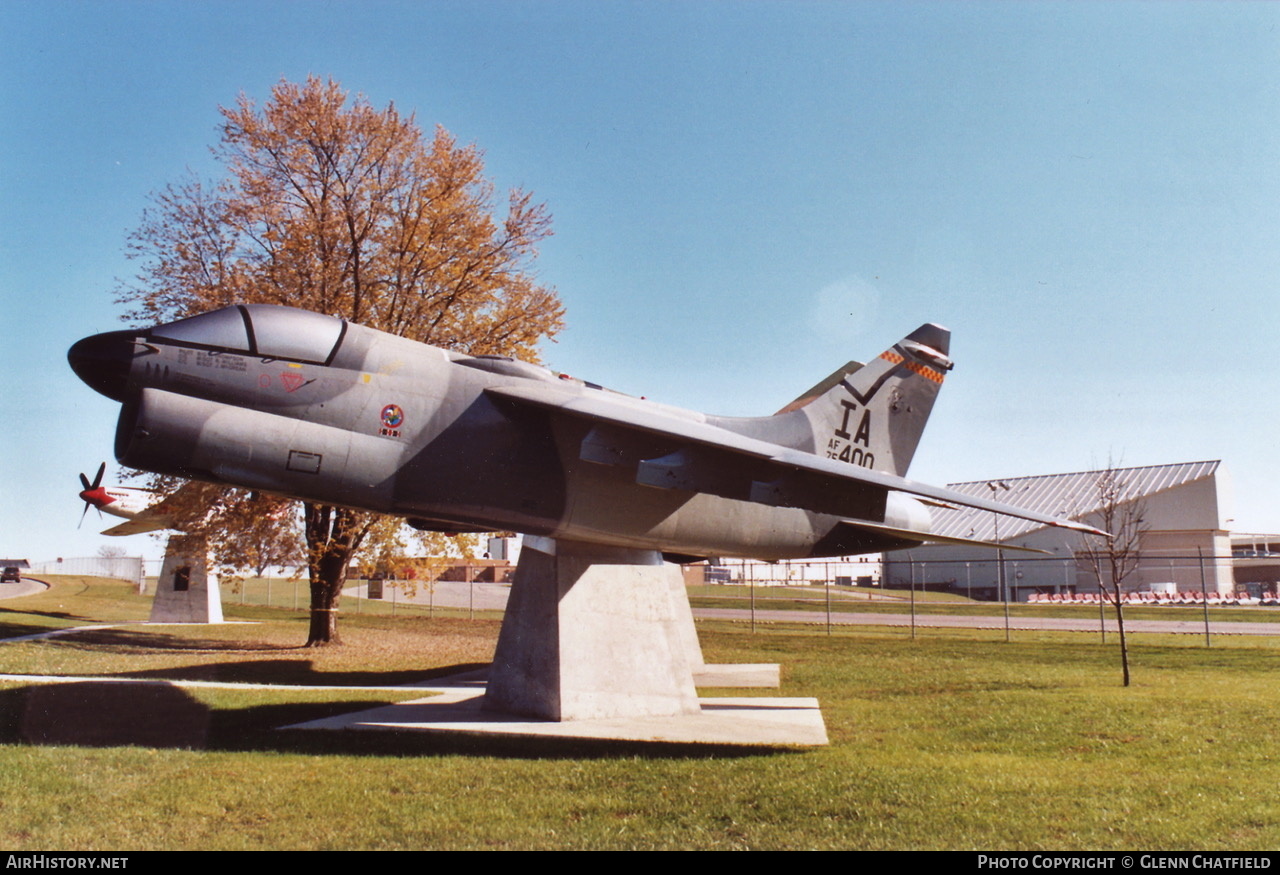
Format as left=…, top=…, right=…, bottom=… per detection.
left=77, top=463, right=108, bottom=529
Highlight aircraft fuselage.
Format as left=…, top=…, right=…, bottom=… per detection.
left=69, top=305, right=924, bottom=560
left=74, top=306, right=1106, bottom=558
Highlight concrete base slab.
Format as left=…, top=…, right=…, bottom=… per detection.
left=286, top=676, right=827, bottom=747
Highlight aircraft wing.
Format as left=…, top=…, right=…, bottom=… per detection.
left=100, top=514, right=174, bottom=537
left=97, top=479, right=211, bottom=537
left=486, top=383, right=1109, bottom=538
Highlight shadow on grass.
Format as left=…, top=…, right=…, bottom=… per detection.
left=0, top=620, right=67, bottom=640
left=112, top=658, right=492, bottom=687
left=24, top=624, right=491, bottom=687
left=0, top=680, right=782, bottom=761
left=0, top=610, right=97, bottom=639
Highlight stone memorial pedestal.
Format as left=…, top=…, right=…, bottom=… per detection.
left=149, top=535, right=222, bottom=624
left=485, top=537, right=702, bottom=721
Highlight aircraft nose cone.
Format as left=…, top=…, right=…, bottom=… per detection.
left=68, top=330, right=139, bottom=401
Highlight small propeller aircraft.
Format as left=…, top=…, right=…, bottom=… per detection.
left=77, top=461, right=196, bottom=536
left=68, top=305, right=1106, bottom=557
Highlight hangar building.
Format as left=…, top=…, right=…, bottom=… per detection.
left=881, top=460, right=1235, bottom=601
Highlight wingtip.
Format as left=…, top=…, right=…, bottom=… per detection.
left=1050, top=519, right=1113, bottom=538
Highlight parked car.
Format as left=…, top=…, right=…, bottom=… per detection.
left=1, top=567, right=20, bottom=583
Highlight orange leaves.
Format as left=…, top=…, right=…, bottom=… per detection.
left=119, top=75, right=563, bottom=359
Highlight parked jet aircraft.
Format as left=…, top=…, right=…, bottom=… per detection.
left=68, top=305, right=1105, bottom=559
left=77, top=461, right=197, bottom=536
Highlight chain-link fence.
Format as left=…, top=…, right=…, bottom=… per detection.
left=35, top=554, right=1276, bottom=647
left=882, top=552, right=1262, bottom=602
left=29, top=556, right=145, bottom=586
left=229, top=576, right=506, bottom=619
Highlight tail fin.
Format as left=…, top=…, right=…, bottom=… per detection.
left=781, top=324, right=952, bottom=477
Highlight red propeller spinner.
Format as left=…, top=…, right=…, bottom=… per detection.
left=77, top=462, right=112, bottom=527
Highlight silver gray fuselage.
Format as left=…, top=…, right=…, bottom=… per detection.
left=71, top=307, right=926, bottom=560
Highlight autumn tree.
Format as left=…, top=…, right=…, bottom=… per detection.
left=116, top=76, right=563, bottom=644
left=140, top=479, right=302, bottom=583
left=1078, top=465, right=1147, bottom=687
left=209, top=492, right=304, bottom=580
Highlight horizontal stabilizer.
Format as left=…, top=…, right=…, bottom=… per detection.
left=840, top=519, right=1052, bottom=555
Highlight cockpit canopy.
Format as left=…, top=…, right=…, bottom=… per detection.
left=149, top=304, right=347, bottom=365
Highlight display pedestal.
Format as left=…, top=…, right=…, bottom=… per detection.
left=485, top=538, right=701, bottom=721
left=149, top=535, right=222, bottom=623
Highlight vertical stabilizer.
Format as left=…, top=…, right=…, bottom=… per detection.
left=782, top=324, right=952, bottom=477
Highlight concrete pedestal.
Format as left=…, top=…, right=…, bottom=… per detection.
left=485, top=538, right=702, bottom=721
left=149, top=535, right=223, bottom=623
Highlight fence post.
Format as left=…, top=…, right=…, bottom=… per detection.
left=909, top=554, right=916, bottom=640
left=1198, top=546, right=1211, bottom=647
left=825, top=576, right=831, bottom=636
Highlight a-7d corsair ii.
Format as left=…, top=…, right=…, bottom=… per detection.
left=68, top=305, right=1105, bottom=559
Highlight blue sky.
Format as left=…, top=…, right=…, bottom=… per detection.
left=3, top=1, right=1277, bottom=562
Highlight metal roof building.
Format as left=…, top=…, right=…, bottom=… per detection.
left=882, top=461, right=1235, bottom=601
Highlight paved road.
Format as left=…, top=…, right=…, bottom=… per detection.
left=0, top=577, right=48, bottom=600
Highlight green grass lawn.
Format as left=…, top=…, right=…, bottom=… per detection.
left=1, top=576, right=1277, bottom=849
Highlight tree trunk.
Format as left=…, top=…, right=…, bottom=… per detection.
left=1113, top=584, right=1131, bottom=687
left=307, top=585, right=341, bottom=645
left=303, top=502, right=369, bottom=647
left=306, top=554, right=346, bottom=646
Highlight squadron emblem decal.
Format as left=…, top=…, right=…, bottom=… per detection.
left=379, top=403, right=404, bottom=437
